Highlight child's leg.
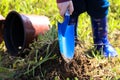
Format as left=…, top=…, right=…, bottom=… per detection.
left=91, top=17, right=117, bottom=57
left=72, top=0, right=86, bottom=16
left=86, top=0, right=109, bottom=18
left=69, top=15, right=79, bottom=46
left=70, top=0, right=86, bottom=44
left=86, top=0, right=117, bottom=57
left=69, top=15, right=78, bottom=39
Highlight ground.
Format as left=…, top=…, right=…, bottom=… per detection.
left=0, top=34, right=120, bottom=80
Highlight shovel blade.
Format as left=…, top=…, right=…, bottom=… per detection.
left=58, top=22, right=75, bottom=60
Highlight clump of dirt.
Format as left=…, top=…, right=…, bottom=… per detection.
left=41, top=49, right=91, bottom=80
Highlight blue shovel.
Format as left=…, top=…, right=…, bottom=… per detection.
left=58, top=11, right=75, bottom=62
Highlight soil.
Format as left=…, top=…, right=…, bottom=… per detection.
left=40, top=45, right=92, bottom=80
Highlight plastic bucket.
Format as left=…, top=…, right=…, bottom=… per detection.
left=4, top=11, right=50, bottom=55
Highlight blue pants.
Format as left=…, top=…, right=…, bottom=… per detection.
left=71, top=0, right=109, bottom=18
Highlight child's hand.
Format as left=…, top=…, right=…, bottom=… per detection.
left=57, top=1, right=74, bottom=17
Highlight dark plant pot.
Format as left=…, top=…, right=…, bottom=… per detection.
left=0, top=15, right=5, bottom=43
left=4, top=11, right=50, bottom=55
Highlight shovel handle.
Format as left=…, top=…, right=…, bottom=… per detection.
left=65, top=10, right=70, bottom=16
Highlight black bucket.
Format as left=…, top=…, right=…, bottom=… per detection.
left=4, top=11, right=50, bottom=56
left=0, top=15, right=5, bottom=43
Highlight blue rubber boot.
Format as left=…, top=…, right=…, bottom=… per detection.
left=91, top=17, right=118, bottom=57
left=69, top=16, right=79, bottom=46
left=69, top=16, right=78, bottom=39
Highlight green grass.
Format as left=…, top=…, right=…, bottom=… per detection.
left=0, top=0, right=120, bottom=80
